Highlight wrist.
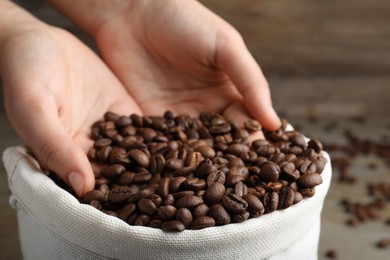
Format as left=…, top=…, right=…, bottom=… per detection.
left=0, top=1, right=46, bottom=75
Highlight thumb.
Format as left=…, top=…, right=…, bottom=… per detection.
left=216, top=30, right=281, bottom=131
left=7, top=100, right=94, bottom=197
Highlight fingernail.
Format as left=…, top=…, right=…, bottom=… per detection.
left=68, top=171, right=84, bottom=196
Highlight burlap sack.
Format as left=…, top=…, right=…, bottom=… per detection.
left=3, top=146, right=331, bottom=260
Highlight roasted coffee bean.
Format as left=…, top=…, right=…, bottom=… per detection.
left=300, top=188, right=315, bottom=197
left=94, top=138, right=112, bottom=149
left=169, top=177, right=187, bottom=193
left=161, top=220, right=185, bottom=232
left=207, top=170, right=226, bottom=187
left=133, top=171, right=152, bottom=184
left=157, top=177, right=170, bottom=199
left=226, top=143, right=250, bottom=157
left=308, top=139, right=323, bottom=153
left=127, top=213, right=139, bottom=225
left=289, top=133, right=306, bottom=148
left=82, top=190, right=106, bottom=204
left=117, top=204, right=136, bottom=221
left=204, top=183, right=226, bottom=205
left=376, top=239, right=390, bottom=249
left=242, top=194, right=264, bottom=216
left=117, top=171, right=135, bottom=186
left=280, top=162, right=299, bottom=181
left=234, top=182, right=248, bottom=197
left=310, top=155, right=327, bottom=174
left=278, top=187, right=295, bottom=209
left=325, top=250, right=337, bottom=259
left=149, top=154, right=166, bottom=175
left=128, top=149, right=150, bottom=168
left=182, top=178, right=206, bottom=191
left=175, top=195, right=203, bottom=208
left=108, top=186, right=138, bottom=204
left=231, top=211, right=250, bottom=223
left=104, top=111, right=120, bottom=122
left=172, top=190, right=195, bottom=200
left=195, top=190, right=206, bottom=199
left=109, top=147, right=131, bottom=166
left=115, top=115, right=132, bottom=128
left=186, top=152, right=204, bottom=168
left=263, top=192, right=279, bottom=213
left=176, top=208, right=193, bottom=228
left=209, top=204, right=231, bottom=225
left=148, top=218, right=163, bottom=228
left=263, top=181, right=283, bottom=192
left=138, top=198, right=157, bottom=215
left=293, top=191, right=303, bottom=204
left=146, top=194, right=163, bottom=208
left=157, top=205, right=177, bottom=221
left=244, top=119, right=262, bottom=132
left=100, top=164, right=125, bottom=178
left=166, top=158, right=184, bottom=170
left=298, top=173, right=323, bottom=188
left=192, top=203, right=209, bottom=218
left=164, top=194, right=175, bottom=206
left=256, top=144, right=276, bottom=157
left=191, top=216, right=216, bottom=229
left=138, top=128, right=157, bottom=143
left=87, top=148, right=97, bottom=161
left=222, top=193, right=248, bottom=213
left=134, top=214, right=150, bottom=226
left=259, top=162, right=280, bottom=182
left=96, top=146, right=112, bottom=163
left=195, top=145, right=216, bottom=159
left=127, top=187, right=153, bottom=204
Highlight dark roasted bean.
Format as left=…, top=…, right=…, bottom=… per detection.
left=182, top=178, right=206, bottom=191
left=222, top=193, right=248, bottom=213
left=242, top=194, right=264, bottom=216
left=206, top=170, right=226, bottom=187
left=128, top=149, right=150, bottom=168
left=157, top=177, right=170, bottom=199
left=204, top=183, right=226, bottom=205
left=138, top=198, right=157, bottom=215
left=117, top=204, right=136, bottom=221
left=278, top=187, right=295, bottom=209
left=234, top=182, right=248, bottom=197
left=209, top=204, right=231, bottom=225
left=244, top=119, right=262, bottom=132
left=108, top=186, right=138, bottom=204
left=231, top=211, right=250, bottom=223
left=259, top=162, right=280, bottom=182
left=161, top=220, right=185, bottom=232
left=192, top=203, right=209, bottom=218
left=263, top=192, right=279, bottom=213
left=157, top=205, right=177, bottom=221
left=298, top=173, right=323, bottom=188
left=175, top=195, right=203, bottom=208
left=134, top=214, right=150, bottom=226
left=176, top=208, right=193, bottom=228
left=191, top=216, right=216, bottom=229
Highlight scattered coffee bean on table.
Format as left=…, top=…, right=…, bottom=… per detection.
left=55, top=111, right=327, bottom=232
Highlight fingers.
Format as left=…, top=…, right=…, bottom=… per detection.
left=216, top=30, right=281, bottom=131
left=7, top=96, right=94, bottom=197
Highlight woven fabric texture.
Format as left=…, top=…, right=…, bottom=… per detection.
left=3, top=146, right=331, bottom=260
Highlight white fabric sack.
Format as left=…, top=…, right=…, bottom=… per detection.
left=3, top=146, right=331, bottom=260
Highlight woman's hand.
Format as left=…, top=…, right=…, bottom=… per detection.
left=0, top=3, right=141, bottom=196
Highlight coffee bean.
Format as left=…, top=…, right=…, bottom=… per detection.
left=325, top=249, right=337, bottom=259
left=226, top=143, right=250, bottom=157
left=278, top=187, right=294, bottom=209
left=182, top=178, right=206, bottom=191
left=222, top=193, right=248, bottom=213
left=209, top=204, right=231, bottom=225
left=133, top=171, right=152, bottom=184
left=172, top=190, right=195, bottom=200
left=149, top=154, right=165, bottom=175
left=157, top=205, right=177, bottom=221
left=242, top=194, right=264, bottom=216
left=192, top=203, right=209, bottom=218
left=157, top=177, right=170, bottom=199
left=195, top=145, right=216, bottom=159
left=376, top=239, right=390, bottom=249
left=259, top=162, right=280, bottom=182
left=100, top=164, right=125, bottom=178
left=164, top=194, right=175, bottom=206
left=186, top=152, right=204, bottom=168
left=166, top=158, right=184, bottom=170
left=233, top=182, right=248, bottom=197
left=231, top=211, right=250, bottom=223
left=289, top=133, right=306, bottom=148
left=117, top=204, right=136, bottom=221
left=138, top=128, right=157, bottom=143
left=128, top=149, right=150, bottom=168
left=300, top=188, right=315, bottom=198
left=206, top=170, right=226, bottom=187
left=175, top=195, right=203, bottom=208
left=108, top=148, right=131, bottom=166
left=116, top=171, right=135, bottom=186
left=310, top=155, right=327, bottom=174
left=176, top=208, right=193, bottom=228
left=298, top=173, right=323, bottom=188
left=146, top=194, right=163, bottom=207
left=161, top=220, right=185, bottom=232
left=308, top=139, right=323, bottom=153
left=94, top=138, right=112, bottom=149
left=148, top=218, right=163, bottom=229
left=138, top=198, right=157, bottom=215
left=263, top=192, right=279, bottom=213
left=169, top=177, right=186, bottom=193
left=280, top=162, right=299, bottom=181
left=134, top=214, right=150, bottom=226
left=244, top=119, right=262, bottom=132
left=82, top=190, right=106, bottom=204
left=108, top=186, right=138, bottom=204
left=96, top=146, right=112, bottom=163
left=191, top=216, right=216, bottom=230
left=204, top=183, right=226, bottom=205
left=104, top=111, right=120, bottom=122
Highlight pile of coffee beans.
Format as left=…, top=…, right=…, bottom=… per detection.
left=78, top=111, right=327, bottom=232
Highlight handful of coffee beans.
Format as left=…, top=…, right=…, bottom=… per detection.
left=77, top=111, right=327, bottom=232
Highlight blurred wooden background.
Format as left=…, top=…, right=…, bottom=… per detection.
left=1, top=0, right=390, bottom=259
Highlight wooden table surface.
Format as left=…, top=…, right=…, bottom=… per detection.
left=1, top=0, right=389, bottom=259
